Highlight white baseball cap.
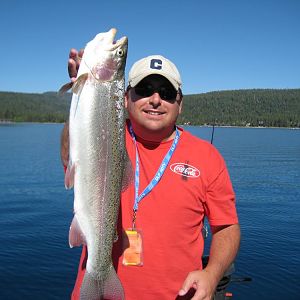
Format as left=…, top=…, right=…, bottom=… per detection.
left=128, top=55, right=182, bottom=91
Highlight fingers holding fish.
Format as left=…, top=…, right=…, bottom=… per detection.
left=68, top=48, right=84, bottom=82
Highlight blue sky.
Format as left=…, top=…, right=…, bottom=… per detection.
left=0, top=0, right=299, bottom=95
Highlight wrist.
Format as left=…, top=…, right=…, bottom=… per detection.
left=202, top=266, right=222, bottom=291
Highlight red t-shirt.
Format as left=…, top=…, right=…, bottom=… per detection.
left=71, top=124, right=238, bottom=300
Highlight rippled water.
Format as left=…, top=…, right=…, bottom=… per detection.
left=0, top=123, right=299, bottom=299
left=188, top=126, right=300, bottom=299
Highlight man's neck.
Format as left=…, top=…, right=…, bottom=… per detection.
left=128, top=121, right=177, bottom=143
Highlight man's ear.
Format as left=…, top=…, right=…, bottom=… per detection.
left=124, top=91, right=129, bottom=108
left=178, top=96, right=183, bottom=114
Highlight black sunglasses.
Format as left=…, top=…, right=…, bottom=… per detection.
left=133, top=83, right=178, bottom=101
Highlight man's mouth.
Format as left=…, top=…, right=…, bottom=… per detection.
left=144, top=110, right=164, bottom=116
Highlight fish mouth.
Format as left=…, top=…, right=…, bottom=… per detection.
left=108, top=28, right=128, bottom=50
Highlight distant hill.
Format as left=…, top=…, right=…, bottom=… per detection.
left=0, top=91, right=71, bottom=123
left=179, top=89, right=300, bottom=127
left=0, top=89, right=299, bottom=127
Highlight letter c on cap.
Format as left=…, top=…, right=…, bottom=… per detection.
left=150, top=59, right=162, bottom=70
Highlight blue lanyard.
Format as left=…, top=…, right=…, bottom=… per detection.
left=129, top=124, right=180, bottom=218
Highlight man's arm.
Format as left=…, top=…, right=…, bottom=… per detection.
left=60, top=48, right=84, bottom=168
left=178, top=224, right=241, bottom=300
left=60, top=120, right=69, bottom=168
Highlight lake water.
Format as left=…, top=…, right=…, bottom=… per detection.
left=0, top=123, right=299, bottom=300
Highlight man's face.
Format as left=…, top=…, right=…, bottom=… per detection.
left=125, top=75, right=182, bottom=141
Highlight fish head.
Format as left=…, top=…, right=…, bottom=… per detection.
left=78, top=28, right=128, bottom=82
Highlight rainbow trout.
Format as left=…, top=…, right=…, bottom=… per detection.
left=64, top=28, right=128, bottom=300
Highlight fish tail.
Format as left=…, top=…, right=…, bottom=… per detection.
left=80, top=264, right=124, bottom=300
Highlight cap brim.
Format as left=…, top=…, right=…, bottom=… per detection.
left=129, top=71, right=180, bottom=91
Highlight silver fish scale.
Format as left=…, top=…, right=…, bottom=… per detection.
left=68, top=29, right=127, bottom=300
left=69, top=79, right=125, bottom=282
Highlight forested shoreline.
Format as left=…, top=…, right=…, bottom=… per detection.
left=0, top=89, right=299, bottom=127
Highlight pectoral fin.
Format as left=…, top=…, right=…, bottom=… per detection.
left=72, top=73, right=89, bottom=95
left=64, top=162, right=75, bottom=189
left=58, top=82, right=73, bottom=95
left=69, top=215, right=86, bottom=248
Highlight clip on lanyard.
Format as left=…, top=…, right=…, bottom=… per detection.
left=129, top=124, right=180, bottom=228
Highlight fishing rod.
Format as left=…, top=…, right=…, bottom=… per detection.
left=210, top=118, right=216, bottom=144
left=210, top=123, right=215, bottom=144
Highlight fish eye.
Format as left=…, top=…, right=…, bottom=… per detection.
left=117, top=49, right=124, bottom=57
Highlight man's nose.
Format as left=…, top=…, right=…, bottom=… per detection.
left=149, top=92, right=162, bottom=107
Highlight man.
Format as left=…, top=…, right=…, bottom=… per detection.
left=61, top=49, right=240, bottom=300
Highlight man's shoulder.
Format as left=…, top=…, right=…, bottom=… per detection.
left=180, top=128, right=212, bottom=148
left=179, top=128, right=224, bottom=160
left=179, top=129, right=228, bottom=178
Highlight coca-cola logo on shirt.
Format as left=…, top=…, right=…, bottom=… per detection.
left=170, top=163, right=200, bottom=178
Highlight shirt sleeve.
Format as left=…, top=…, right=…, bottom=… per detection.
left=204, top=152, right=239, bottom=226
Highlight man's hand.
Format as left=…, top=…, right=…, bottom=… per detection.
left=68, top=48, right=84, bottom=82
left=60, top=120, right=69, bottom=168
left=178, top=224, right=240, bottom=300
left=178, top=269, right=217, bottom=300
